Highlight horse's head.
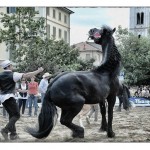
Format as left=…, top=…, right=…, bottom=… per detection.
left=88, top=25, right=116, bottom=45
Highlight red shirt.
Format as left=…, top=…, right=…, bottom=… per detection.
left=28, top=81, right=38, bottom=95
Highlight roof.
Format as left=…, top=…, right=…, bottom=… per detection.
left=58, top=7, right=74, bottom=14
left=72, top=41, right=102, bottom=52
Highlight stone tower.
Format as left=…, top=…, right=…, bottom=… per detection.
left=130, top=7, right=150, bottom=37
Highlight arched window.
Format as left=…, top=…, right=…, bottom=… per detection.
left=141, top=12, right=144, bottom=24
left=137, top=13, right=140, bottom=24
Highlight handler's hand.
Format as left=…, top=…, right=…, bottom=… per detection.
left=38, top=67, right=44, bottom=72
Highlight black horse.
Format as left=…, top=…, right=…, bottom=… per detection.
left=27, top=25, right=122, bottom=139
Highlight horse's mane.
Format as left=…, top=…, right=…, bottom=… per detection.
left=101, top=25, right=113, bottom=33
left=92, top=25, right=121, bottom=78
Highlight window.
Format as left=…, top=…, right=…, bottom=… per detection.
left=59, top=29, right=62, bottom=38
left=141, top=12, right=144, bottom=24
left=47, top=24, right=50, bottom=38
left=59, top=12, right=61, bottom=21
left=7, top=7, right=16, bottom=13
left=53, top=9, right=56, bottom=18
left=86, top=54, right=90, bottom=60
left=64, top=15, right=67, bottom=24
left=53, top=26, right=56, bottom=38
left=137, top=12, right=144, bottom=25
left=137, top=13, right=140, bottom=24
left=64, top=31, right=67, bottom=42
left=46, top=7, right=50, bottom=16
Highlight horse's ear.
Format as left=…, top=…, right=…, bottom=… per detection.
left=112, top=28, right=116, bottom=33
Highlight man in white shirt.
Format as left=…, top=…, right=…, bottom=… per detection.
left=39, top=72, right=51, bottom=104
left=0, top=60, right=44, bottom=141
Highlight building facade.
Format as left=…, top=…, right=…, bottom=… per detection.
left=130, top=7, right=150, bottom=37
left=0, top=7, right=74, bottom=70
left=35, top=7, right=73, bottom=43
left=73, top=41, right=102, bottom=66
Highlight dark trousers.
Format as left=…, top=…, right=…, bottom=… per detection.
left=2, top=97, right=20, bottom=135
left=18, top=99, right=27, bottom=114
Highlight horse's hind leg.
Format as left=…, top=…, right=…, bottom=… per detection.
left=117, top=96, right=122, bottom=112
left=99, top=101, right=107, bottom=131
left=60, top=107, right=84, bottom=138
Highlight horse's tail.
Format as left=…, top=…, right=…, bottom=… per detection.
left=27, top=89, right=57, bottom=139
left=122, top=84, right=131, bottom=110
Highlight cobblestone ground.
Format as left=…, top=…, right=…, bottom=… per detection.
left=0, top=106, right=150, bottom=143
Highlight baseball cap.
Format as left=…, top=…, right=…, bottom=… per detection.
left=0, top=60, right=12, bottom=69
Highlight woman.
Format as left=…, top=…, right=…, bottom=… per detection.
left=28, top=76, right=39, bottom=117
left=18, top=78, right=28, bottom=116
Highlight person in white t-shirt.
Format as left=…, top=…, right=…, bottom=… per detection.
left=39, top=72, right=51, bottom=104
left=0, top=60, right=44, bottom=141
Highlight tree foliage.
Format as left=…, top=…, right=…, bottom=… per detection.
left=0, top=7, right=94, bottom=78
left=116, top=25, right=150, bottom=85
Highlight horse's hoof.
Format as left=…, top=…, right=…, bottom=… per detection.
left=72, top=132, right=84, bottom=138
left=107, top=131, right=115, bottom=138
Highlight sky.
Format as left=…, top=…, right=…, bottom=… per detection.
left=69, top=7, right=130, bottom=45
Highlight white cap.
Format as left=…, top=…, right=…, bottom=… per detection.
left=0, top=60, right=12, bottom=69
left=42, top=72, right=52, bottom=78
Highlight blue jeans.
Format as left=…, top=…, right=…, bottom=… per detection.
left=41, top=93, right=45, bottom=104
left=28, top=94, right=38, bottom=116
left=26, top=98, right=29, bottom=108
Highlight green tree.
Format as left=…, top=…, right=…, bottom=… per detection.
left=116, top=25, right=150, bottom=85
left=0, top=7, right=45, bottom=62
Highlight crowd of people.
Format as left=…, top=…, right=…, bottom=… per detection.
left=1, top=71, right=52, bottom=118
left=134, top=85, right=150, bottom=98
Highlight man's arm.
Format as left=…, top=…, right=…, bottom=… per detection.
left=23, top=67, right=44, bottom=79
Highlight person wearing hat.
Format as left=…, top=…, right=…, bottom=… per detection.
left=0, top=60, right=44, bottom=140
left=39, top=72, right=51, bottom=104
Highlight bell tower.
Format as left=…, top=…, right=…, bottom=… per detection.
left=130, top=7, right=150, bottom=37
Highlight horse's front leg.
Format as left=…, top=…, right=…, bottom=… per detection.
left=107, top=95, right=116, bottom=138
left=99, top=101, right=107, bottom=131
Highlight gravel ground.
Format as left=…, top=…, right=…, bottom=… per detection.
left=0, top=106, right=150, bottom=143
